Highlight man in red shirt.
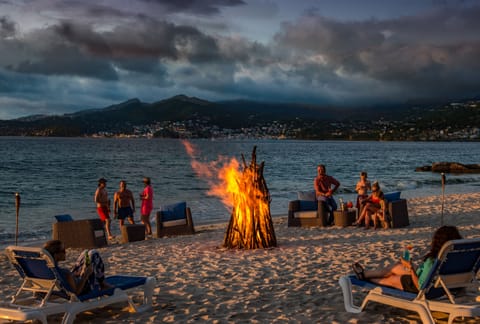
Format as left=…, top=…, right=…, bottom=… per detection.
left=314, top=164, right=340, bottom=225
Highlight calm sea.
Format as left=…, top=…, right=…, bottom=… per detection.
left=1, top=137, right=480, bottom=246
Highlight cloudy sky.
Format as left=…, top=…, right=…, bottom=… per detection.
left=0, top=0, right=479, bottom=119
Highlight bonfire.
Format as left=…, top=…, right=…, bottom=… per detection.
left=222, top=147, right=277, bottom=249
left=182, top=141, right=277, bottom=250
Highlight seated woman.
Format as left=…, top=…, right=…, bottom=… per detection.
left=354, top=181, right=384, bottom=229
left=355, top=171, right=371, bottom=209
left=352, top=225, right=462, bottom=292
left=43, top=239, right=112, bottom=295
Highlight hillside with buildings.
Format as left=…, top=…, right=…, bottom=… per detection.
left=0, top=95, right=479, bottom=141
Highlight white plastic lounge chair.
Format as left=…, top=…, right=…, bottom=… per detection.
left=0, top=245, right=156, bottom=324
left=339, top=238, right=480, bottom=324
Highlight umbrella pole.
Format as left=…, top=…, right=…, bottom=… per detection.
left=441, top=173, right=445, bottom=226
left=15, top=193, right=20, bottom=246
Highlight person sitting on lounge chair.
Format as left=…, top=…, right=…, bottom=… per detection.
left=351, top=225, right=462, bottom=293
left=44, top=239, right=113, bottom=295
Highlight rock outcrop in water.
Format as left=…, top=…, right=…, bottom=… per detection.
left=415, top=162, right=480, bottom=173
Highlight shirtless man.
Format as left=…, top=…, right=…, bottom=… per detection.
left=113, top=180, right=135, bottom=228
left=94, top=178, right=113, bottom=240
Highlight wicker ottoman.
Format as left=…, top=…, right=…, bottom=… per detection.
left=333, top=210, right=356, bottom=227
left=121, top=224, right=146, bottom=243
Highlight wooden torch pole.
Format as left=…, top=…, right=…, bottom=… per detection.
left=15, top=192, right=20, bottom=246
left=441, top=173, right=445, bottom=226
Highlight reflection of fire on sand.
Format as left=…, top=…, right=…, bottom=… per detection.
left=223, top=146, right=277, bottom=249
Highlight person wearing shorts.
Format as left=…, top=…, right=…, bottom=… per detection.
left=94, top=178, right=113, bottom=240
left=113, top=180, right=135, bottom=229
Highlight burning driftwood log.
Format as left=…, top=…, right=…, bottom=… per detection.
left=223, top=146, right=277, bottom=249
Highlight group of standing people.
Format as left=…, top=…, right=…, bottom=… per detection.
left=94, top=177, right=154, bottom=239
left=313, top=164, right=387, bottom=229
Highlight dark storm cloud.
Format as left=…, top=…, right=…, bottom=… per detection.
left=2, top=0, right=480, bottom=120
left=141, top=0, right=246, bottom=15
left=54, top=19, right=223, bottom=64
left=274, top=6, right=480, bottom=101
left=0, top=15, right=228, bottom=83
left=0, top=15, right=16, bottom=38
left=1, top=24, right=118, bottom=80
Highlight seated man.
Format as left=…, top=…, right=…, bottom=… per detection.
left=314, top=164, right=340, bottom=225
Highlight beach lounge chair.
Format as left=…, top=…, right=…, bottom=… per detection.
left=0, top=245, right=156, bottom=324
left=156, top=201, right=195, bottom=237
left=338, top=238, right=480, bottom=324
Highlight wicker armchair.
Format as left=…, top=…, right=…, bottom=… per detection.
left=287, top=200, right=328, bottom=227
left=52, top=215, right=108, bottom=249
left=386, top=199, right=409, bottom=228
left=371, top=192, right=410, bottom=228
left=156, top=202, right=195, bottom=237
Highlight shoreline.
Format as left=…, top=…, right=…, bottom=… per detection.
left=2, top=192, right=480, bottom=323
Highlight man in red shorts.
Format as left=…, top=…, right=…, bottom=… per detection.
left=94, top=178, right=113, bottom=240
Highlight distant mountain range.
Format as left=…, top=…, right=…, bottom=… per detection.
left=0, top=94, right=478, bottom=138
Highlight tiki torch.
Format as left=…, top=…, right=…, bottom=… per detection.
left=15, top=192, right=20, bottom=245
left=440, top=173, right=446, bottom=226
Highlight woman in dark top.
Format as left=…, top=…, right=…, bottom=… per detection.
left=43, top=239, right=112, bottom=295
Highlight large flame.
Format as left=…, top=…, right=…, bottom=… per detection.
left=182, top=140, right=264, bottom=209
left=182, top=140, right=238, bottom=207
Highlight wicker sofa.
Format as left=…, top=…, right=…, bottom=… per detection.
left=52, top=215, right=108, bottom=249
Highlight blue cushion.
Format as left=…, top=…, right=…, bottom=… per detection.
left=298, top=200, right=317, bottom=211
left=384, top=191, right=401, bottom=202
left=54, top=214, right=73, bottom=222
left=297, top=190, right=316, bottom=201
left=160, top=202, right=187, bottom=222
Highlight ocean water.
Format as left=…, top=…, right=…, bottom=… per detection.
left=1, top=137, right=480, bottom=246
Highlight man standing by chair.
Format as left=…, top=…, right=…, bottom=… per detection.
left=94, top=178, right=114, bottom=240
left=314, top=164, right=340, bottom=225
left=113, top=180, right=136, bottom=229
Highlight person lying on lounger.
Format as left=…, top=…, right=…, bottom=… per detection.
left=44, top=239, right=113, bottom=295
left=351, top=225, right=462, bottom=293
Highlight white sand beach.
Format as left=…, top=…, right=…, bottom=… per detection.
left=2, top=192, right=480, bottom=323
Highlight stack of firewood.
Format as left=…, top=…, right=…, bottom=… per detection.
left=223, top=146, right=277, bottom=249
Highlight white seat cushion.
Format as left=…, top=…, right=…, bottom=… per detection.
left=294, top=211, right=318, bottom=219
left=163, top=219, right=187, bottom=227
